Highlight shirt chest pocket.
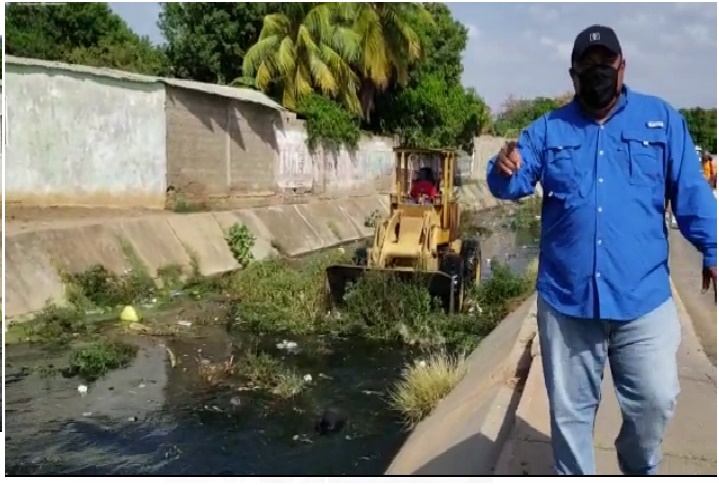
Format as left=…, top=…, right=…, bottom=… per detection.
left=543, top=137, right=583, bottom=197
left=620, top=130, right=666, bottom=187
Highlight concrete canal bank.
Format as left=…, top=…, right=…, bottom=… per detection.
left=5, top=182, right=503, bottom=320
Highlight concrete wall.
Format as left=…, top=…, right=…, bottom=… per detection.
left=472, top=135, right=510, bottom=181
left=5, top=63, right=167, bottom=208
left=165, top=86, right=281, bottom=200
left=275, top=123, right=394, bottom=194
left=4, top=57, right=512, bottom=210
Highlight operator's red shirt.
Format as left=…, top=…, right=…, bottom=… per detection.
left=410, top=180, right=437, bottom=199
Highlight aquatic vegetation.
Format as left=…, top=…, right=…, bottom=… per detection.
left=225, top=222, right=256, bottom=267
left=388, top=351, right=467, bottom=428
left=197, top=355, right=237, bottom=387
left=272, top=369, right=307, bottom=399
left=21, top=303, right=92, bottom=345
left=64, top=341, right=138, bottom=381
left=227, top=251, right=351, bottom=334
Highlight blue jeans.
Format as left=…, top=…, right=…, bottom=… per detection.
left=537, top=296, right=681, bottom=475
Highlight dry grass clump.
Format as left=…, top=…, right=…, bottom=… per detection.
left=388, top=351, right=467, bottom=428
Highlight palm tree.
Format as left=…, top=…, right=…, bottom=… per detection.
left=336, top=2, right=432, bottom=119
left=242, top=2, right=362, bottom=115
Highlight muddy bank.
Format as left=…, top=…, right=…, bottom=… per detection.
left=5, top=205, right=540, bottom=476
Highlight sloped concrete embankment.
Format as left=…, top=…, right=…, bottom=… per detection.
left=5, top=182, right=499, bottom=320
left=386, top=295, right=539, bottom=475
left=5, top=196, right=391, bottom=320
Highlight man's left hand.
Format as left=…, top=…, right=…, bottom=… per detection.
left=701, top=265, right=717, bottom=303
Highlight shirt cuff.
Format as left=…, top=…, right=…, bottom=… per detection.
left=703, top=245, right=717, bottom=268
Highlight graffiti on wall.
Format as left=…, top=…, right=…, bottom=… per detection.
left=274, top=123, right=395, bottom=193
left=323, top=139, right=394, bottom=191
left=275, top=127, right=316, bottom=191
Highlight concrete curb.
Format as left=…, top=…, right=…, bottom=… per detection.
left=385, top=294, right=538, bottom=475
left=669, top=279, right=717, bottom=382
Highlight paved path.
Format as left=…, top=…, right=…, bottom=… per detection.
left=495, top=235, right=717, bottom=475
left=668, top=229, right=717, bottom=365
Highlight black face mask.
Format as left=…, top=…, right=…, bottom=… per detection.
left=575, top=64, right=619, bottom=111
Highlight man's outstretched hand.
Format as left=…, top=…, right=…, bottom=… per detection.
left=495, top=141, right=523, bottom=177
left=701, top=265, right=717, bottom=303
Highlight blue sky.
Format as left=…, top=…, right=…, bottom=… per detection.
left=109, top=2, right=717, bottom=112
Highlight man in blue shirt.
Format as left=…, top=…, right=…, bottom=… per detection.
left=487, top=25, right=717, bottom=475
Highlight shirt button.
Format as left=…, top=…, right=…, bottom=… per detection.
left=599, top=178, right=604, bottom=183
left=596, top=272, right=602, bottom=278
left=599, top=150, right=604, bottom=156
left=598, top=207, right=603, bottom=213
left=597, top=239, right=603, bottom=245
left=600, top=125, right=605, bottom=130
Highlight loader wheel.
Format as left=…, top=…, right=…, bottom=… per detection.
left=440, top=253, right=465, bottom=313
left=461, top=239, right=482, bottom=288
left=353, top=247, right=368, bottom=266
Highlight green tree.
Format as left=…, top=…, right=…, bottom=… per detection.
left=679, top=107, right=717, bottom=153
left=5, top=2, right=166, bottom=76
left=366, top=3, right=487, bottom=150
left=159, top=2, right=271, bottom=83
left=242, top=2, right=361, bottom=114
left=336, top=2, right=431, bottom=119
left=387, top=74, right=490, bottom=152
left=493, top=96, right=562, bottom=138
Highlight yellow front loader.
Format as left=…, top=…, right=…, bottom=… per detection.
left=326, top=148, right=482, bottom=313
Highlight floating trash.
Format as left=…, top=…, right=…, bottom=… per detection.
left=176, top=320, right=193, bottom=327
left=120, top=306, right=139, bottom=323
left=82, top=411, right=92, bottom=417
left=303, top=374, right=313, bottom=382
left=77, top=385, right=88, bottom=394
left=276, top=339, right=298, bottom=350
left=315, top=409, right=346, bottom=435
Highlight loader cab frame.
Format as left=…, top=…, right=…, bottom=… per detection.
left=390, top=147, right=461, bottom=248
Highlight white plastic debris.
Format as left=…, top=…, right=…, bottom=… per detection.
left=176, top=320, right=193, bottom=327
left=417, top=360, right=427, bottom=368
left=78, top=385, right=88, bottom=394
left=82, top=411, right=92, bottom=417
left=303, top=374, right=313, bottom=382
left=276, top=339, right=298, bottom=350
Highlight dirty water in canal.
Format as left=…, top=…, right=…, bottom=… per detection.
left=5, top=205, right=540, bottom=476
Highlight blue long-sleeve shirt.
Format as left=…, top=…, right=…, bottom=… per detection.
left=487, top=87, right=717, bottom=321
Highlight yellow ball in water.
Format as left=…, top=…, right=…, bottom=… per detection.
left=120, top=305, right=140, bottom=322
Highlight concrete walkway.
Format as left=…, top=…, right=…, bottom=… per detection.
left=495, top=281, right=717, bottom=475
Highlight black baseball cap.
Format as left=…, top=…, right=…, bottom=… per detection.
left=571, top=25, right=622, bottom=64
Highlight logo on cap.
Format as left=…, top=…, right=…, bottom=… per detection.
left=589, top=32, right=600, bottom=41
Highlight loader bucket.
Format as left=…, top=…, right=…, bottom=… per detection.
left=325, top=264, right=461, bottom=313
